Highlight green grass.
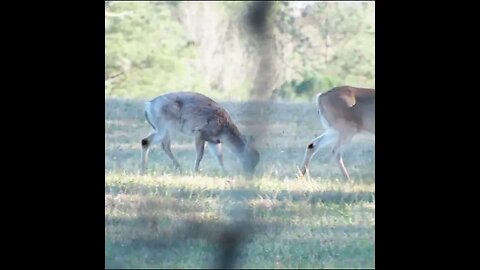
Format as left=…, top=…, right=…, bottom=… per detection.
left=105, top=98, right=375, bottom=268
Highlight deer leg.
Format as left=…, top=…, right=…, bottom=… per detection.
left=161, top=133, right=181, bottom=170
left=194, top=136, right=206, bottom=171
left=300, top=129, right=337, bottom=176
left=208, top=142, right=226, bottom=172
left=141, top=131, right=158, bottom=174
left=331, top=133, right=354, bottom=182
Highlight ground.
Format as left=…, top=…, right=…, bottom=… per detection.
left=105, top=98, right=375, bottom=268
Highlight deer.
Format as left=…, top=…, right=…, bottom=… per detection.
left=140, top=92, right=260, bottom=176
left=299, top=86, right=375, bottom=181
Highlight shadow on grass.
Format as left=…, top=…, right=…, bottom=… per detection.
left=105, top=215, right=374, bottom=268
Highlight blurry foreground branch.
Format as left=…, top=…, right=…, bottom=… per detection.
left=209, top=2, right=275, bottom=269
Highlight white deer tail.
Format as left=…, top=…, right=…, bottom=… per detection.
left=144, top=101, right=156, bottom=130
left=316, top=92, right=330, bottom=129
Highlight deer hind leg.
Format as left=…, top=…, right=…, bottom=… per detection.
left=141, top=131, right=159, bottom=174
left=300, top=129, right=338, bottom=176
left=194, top=135, right=206, bottom=171
left=160, top=132, right=181, bottom=170
left=331, top=131, right=355, bottom=182
left=208, top=142, right=226, bottom=172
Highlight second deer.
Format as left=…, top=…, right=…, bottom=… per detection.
left=299, top=86, right=375, bottom=181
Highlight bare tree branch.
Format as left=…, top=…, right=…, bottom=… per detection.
left=105, top=71, right=124, bottom=81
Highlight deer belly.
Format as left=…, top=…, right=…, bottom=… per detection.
left=200, top=134, right=221, bottom=144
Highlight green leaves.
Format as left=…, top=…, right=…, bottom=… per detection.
left=105, top=2, right=375, bottom=100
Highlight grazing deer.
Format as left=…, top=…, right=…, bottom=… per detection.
left=141, top=92, right=260, bottom=175
left=299, top=86, right=375, bottom=181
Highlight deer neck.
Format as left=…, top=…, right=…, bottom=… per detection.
left=222, top=125, right=246, bottom=154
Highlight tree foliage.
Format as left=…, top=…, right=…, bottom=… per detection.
left=105, top=1, right=375, bottom=101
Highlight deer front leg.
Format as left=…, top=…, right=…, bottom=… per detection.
left=331, top=133, right=354, bottom=182
left=194, top=136, right=206, bottom=171
left=208, top=142, right=226, bottom=172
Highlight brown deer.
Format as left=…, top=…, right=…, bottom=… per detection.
left=299, top=86, right=375, bottom=181
left=141, top=92, right=260, bottom=175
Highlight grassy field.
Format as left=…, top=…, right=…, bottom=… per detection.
left=105, top=97, right=375, bottom=268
